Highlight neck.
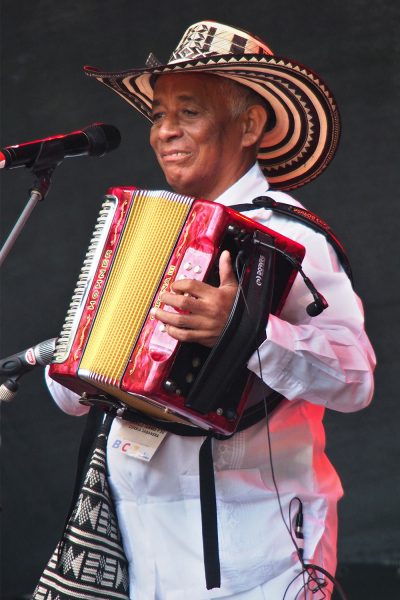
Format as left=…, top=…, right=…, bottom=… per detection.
left=201, top=155, right=256, bottom=201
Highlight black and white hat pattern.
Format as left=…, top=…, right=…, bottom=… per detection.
left=85, top=21, right=340, bottom=191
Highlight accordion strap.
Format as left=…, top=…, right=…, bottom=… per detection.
left=230, top=196, right=353, bottom=284
left=59, top=405, right=112, bottom=562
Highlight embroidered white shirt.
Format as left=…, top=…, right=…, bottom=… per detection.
left=46, top=164, right=375, bottom=599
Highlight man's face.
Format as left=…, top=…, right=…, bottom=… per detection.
left=150, top=73, right=251, bottom=200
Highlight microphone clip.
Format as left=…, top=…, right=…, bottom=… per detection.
left=29, top=138, right=68, bottom=199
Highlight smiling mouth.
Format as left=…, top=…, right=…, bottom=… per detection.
left=161, top=151, right=192, bottom=161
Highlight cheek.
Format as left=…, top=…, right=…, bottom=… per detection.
left=196, top=131, right=223, bottom=161
left=149, top=129, right=157, bottom=152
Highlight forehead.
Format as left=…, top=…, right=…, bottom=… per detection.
left=152, top=72, right=225, bottom=105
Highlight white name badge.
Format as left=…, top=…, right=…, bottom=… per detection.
left=110, top=417, right=167, bottom=462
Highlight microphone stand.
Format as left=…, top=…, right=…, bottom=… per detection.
left=0, top=138, right=65, bottom=266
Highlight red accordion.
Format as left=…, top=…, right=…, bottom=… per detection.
left=49, top=188, right=304, bottom=434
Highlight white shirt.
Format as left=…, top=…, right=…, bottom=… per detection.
left=46, top=163, right=375, bottom=599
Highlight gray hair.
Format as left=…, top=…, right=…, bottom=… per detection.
left=213, top=76, right=276, bottom=131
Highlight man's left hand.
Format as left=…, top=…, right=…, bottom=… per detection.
left=151, top=250, right=238, bottom=348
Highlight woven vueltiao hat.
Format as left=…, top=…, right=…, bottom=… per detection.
left=84, top=20, right=340, bottom=191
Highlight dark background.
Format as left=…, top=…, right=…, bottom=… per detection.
left=1, top=1, right=399, bottom=598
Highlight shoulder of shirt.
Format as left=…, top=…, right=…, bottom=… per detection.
left=215, top=163, right=306, bottom=210
left=264, top=189, right=306, bottom=210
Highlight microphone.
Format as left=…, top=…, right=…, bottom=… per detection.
left=294, top=501, right=304, bottom=561
left=0, top=123, right=121, bottom=170
left=0, top=338, right=57, bottom=377
left=303, top=276, right=328, bottom=317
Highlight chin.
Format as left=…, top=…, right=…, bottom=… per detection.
left=167, top=178, right=195, bottom=197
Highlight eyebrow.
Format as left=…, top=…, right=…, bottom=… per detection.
left=152, top=94, right=198, bottom=107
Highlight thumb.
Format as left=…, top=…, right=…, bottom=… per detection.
left=218, top=250, right=237, bottom=288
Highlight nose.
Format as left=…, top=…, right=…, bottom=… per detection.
left=155, top=114, right=183, bottom=142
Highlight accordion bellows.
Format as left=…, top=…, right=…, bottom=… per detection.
left=49, top=188, right=304, bottom=433
left=81, top=191, right=192, bottom=385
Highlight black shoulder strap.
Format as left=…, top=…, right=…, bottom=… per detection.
left=230, top=196, right=353, bottom=284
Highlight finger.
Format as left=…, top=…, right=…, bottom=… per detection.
left=158, top=290, right=205, bottom=314
left=151, top=306, right=209, bottom=330
left=170, top=277, right=212, bottom=299
left=170, top=252, right=237, bottom=296
left=218, top=250, right=237, bottom=288
left=161, top=324, right=215, bottom=347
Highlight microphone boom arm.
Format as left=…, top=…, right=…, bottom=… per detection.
left=0, top=161, right=57, bottom=267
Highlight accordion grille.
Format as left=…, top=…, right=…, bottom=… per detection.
left=79, top=190, right=193, bottom=385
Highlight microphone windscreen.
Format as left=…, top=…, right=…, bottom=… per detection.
left=84, top=123, right=121, bottom=156
left=306, top=301, right=323, bottom=317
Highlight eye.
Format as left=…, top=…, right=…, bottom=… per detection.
left=183, top=108, right=199, bottom=117
left=151, top=111, right=164, bottom=123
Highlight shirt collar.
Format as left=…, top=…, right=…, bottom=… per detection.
left=215, top=163, right=269, bottom=207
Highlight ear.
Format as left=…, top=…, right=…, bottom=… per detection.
left=241, top=105, right=268, bottom=148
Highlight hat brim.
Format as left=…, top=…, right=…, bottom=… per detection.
left=85, top=53, right=340, bottom=191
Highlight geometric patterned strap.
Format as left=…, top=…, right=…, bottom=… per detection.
left=32, top=413, right=129, bottom=600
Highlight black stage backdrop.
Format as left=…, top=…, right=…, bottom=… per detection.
left=0, top=1, right=399, bottom=597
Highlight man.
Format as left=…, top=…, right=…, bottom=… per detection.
left=46, top=21, right=375, bottom=599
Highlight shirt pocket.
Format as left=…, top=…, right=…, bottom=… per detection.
left=215, top=466, right=269, bottom=501
left=178, top=467, right=268, bottom=500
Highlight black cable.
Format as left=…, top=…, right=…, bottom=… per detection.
left=284, top=568, right=328, bottom=600
left=305, top=564, right=348, bottom=599
left=253, top=237, right=328, bottom=317
left=234, top=251, right=250, bottom=314
left=290, top=497, right=307, bottom=594
left=256, top=343, right=349, bottom=599
left=233, top=254, right=348, bottom=599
